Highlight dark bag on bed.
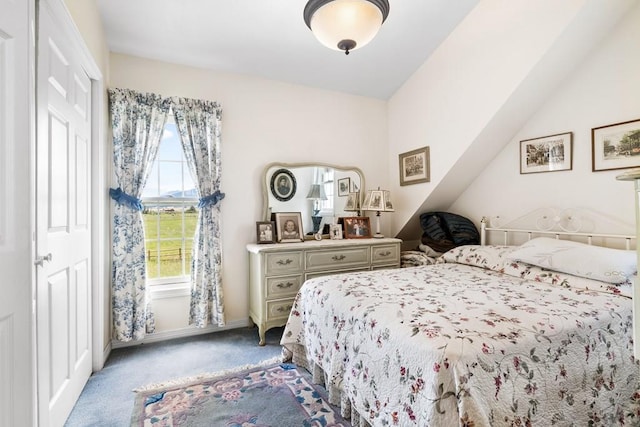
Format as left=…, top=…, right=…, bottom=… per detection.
left=420, top=211, right=480, bottom=253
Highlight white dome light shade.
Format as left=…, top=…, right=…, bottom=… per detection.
left=304, top=0, right=390, bottom=55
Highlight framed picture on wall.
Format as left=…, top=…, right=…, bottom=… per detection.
left=592, top=118, right=640, bottom=172
left=338, top=177, right=350, bottom=196
left=399, top=146, right=430, bottom=186
left=519, top=132, right=573, bottom=174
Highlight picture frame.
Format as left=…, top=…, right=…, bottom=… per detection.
left=592, top=118, right=640, bottom=172
left=342, top=216, right=371, bottom=239
left=344, top=192, right=359, bottom=212
left=270, top=168, right=297, bottom=202
left=337, top=177, right=350, bottom=196
left=520, top=132, right=573, bottom=174
left=399, top=146, right=430, bottom=186
left=256, top=221, right=275, bottom=244
left=329, top=223, right=343, bottom=240
left=273, top=212, right=304, bottom=243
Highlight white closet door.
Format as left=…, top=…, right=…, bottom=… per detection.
left=0, top=0, right=35, bottom=426
left=36, top=2, right=93, bottom=425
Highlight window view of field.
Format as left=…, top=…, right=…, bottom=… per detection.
left=143, top=206, right=198, bottom=279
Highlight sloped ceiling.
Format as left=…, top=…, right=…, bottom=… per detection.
left=392, top=0, right=639, bottom=242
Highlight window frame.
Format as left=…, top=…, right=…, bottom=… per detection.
left=141, top=116, right=198, bottom=286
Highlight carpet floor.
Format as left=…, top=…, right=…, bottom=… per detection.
left=65, top=326, right=285, bottom=427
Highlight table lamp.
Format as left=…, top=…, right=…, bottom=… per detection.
left=361, top=187, right=394, bottom=238
left=306, top=184, right=327, bottom=233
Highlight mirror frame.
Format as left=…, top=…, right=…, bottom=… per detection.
left=261, top=161, right=366, bottom=224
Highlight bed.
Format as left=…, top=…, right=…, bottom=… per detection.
left=280, top=213, right=640, bottom=426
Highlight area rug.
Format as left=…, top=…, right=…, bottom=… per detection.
left=131, top=358, right=351, bottom=426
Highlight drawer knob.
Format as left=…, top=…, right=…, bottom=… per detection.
left=380, top=250, right=391, bottom=256
left=277, top=282, right=294, bottom=289
left=332, top=254, right=346, bottom=261
left=276, top=258, right=293, bottom=266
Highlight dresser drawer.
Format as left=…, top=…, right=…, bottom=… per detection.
left=266, top=298, right=295, bottom=321
left=372, top=244, right=400, bottom=265
left=266, top=275, right=303, bottom=299
left=306, top=266, right=369, bottom=280
left=265, top=251, right=303, bottom=275
left=305, top=246, right=370, bottom=271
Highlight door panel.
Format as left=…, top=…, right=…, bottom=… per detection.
left=0, top=0, right=34, bottom=425
left=37, top=3, right=93, bottom=425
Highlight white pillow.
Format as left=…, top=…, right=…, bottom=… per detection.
left=506, top=237, right=636, bottom=284
left=441, top=245, right=516, bottom=272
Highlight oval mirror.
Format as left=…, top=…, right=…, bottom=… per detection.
left=262, top=162, right=365, bottom=237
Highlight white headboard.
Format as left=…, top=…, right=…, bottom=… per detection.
left=480, top=207, right=635, bottom=250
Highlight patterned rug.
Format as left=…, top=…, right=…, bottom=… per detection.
left=131, top=359, right=351, bottom=426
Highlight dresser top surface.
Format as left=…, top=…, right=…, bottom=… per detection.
left=246, top=237, right=402, bottom=254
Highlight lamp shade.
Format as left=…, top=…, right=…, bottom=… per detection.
left=306, top=184, right=327, bottom=200
left=361, top=189, right=394, bottom=212
left=304, top=0, right=390, bottom=55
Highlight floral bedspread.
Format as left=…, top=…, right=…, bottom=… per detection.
left=281, top=255, right=640, bottom=426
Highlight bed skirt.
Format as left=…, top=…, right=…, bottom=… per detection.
left=284, top=343, right=371, bottom=427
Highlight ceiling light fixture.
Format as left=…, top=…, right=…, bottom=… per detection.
left=303, top=0, right=390, bottom=55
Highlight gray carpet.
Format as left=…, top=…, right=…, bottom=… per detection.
left=65, top=326, right=285, bottom=427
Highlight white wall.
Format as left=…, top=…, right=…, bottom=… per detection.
left=450, top=2, right=640, bottom=235
left=109, top=53, right=388, bottom=333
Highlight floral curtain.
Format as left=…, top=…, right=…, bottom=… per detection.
left=109, top=88, right=172, bottom=341
left=173, top=97, right=226, bottom=327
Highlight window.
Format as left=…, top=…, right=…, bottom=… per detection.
left=141, top=117, right=197, bottom=283
left=318, top=168, right=334, bottom=215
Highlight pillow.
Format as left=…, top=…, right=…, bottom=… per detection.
left=506, top=237, right=636, bottom=284
left=503, top=260, right=632, bottom=298
left=440, top=245, right=516, bottom=272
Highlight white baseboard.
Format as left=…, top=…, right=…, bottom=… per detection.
left=110, top=318, right=252, bottom=349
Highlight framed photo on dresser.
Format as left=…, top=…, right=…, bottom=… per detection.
left=342, top=217, right=371, bottom=239
left=256, top=221, right=276, bottom=244
left=273, top=212, right=304, bottom=243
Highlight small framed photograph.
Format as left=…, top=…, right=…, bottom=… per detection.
left=342, top=216, right=371, bottom=239
left=337, top=177, right=350, bottom=196
left=344, top=192, right=359, bottom=211
left=350, top=180, right=360, bottom=193
left=329, top=224, right=343, bottom=240
left=256, top=221, right=275, bottom=244
left=592, top=118, right=640, bottom=172
left=273, top=212, right=304, bottom=243
left=399, top=146, right=430, bottom=186
left=270, top=168, right=297, bottom=202
left=520, top=132, right=572, bottom=174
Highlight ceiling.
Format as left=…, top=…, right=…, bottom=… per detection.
left=95, top=0, right=479, bottom=100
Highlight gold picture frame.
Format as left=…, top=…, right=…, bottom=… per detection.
left=399, top=146, right=430, bottom=186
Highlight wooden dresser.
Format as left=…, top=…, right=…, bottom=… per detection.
left=247, top=237, right=401, bottom=345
